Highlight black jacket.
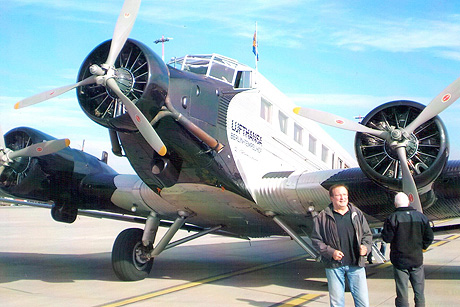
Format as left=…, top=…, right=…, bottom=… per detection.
left=311, top=203, right=372, bottom=268
left=381, top=206, right=434, bottom=269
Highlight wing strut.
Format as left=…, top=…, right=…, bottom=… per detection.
left=266, top=211, right=319, bottom=259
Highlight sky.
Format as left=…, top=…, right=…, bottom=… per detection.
left=2, top=0, right=460, bottom=174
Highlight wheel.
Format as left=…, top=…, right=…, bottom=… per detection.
left=112, top=228, right=153, bottom=281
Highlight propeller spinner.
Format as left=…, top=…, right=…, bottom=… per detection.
left=14, top=0, right=167, bottom=157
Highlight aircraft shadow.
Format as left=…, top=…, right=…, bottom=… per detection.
left=0, top=252, right=117, bottom=283
left=0, top=240, right=458, bottom=288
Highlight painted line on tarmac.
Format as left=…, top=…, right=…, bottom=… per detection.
left=100, top=254, right=310, bottom=307
left=426, top=234, right=460, bottom=250
left=430, top=240, right=448, bottom=248
left=375, top=261, right=392, bottom=269
left=270, top=293, right=324, bottom=307
left=433, top=218, right=453, bottom=226
left=372, top=233, right=459, bottom=269
left=444, top=234, right=460, bottom=240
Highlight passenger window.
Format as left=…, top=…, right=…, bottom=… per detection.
left=294, top=123, right=303, bottom=144
left=261, top=99, right=272, bottom=123
left=279, top=112, right=288, bottom=134
left=322, top=145, right=329, bottom=163
left=309, top=135, right=317, bottom=154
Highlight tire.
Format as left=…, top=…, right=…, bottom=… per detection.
left=112, top=228, right=153, bottom=281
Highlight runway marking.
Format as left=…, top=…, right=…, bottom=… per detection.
left=270, top=293, right=323, bottom=307
left=100, top=254, right=310, bottom=307
left=427, top=234, right=460, bottom=250
left=444, top=234, right=460, bottom=240
left=371, top=234, right=458, bottom=265
left=375, top=261, right=392, bottom=269
left=433, top=218, right=453, bottom=226
left=430, top=240, right=448, bottom=248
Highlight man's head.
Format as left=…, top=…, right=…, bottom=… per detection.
left=329, top=184, right=349, bottom=211
left=394, top=192, right=410, bottom=208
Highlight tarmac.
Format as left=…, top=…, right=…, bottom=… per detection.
left=0, top=206, right=459, bottom=306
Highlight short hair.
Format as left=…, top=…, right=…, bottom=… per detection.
left=329, top=184, right=349, bottom=197
left=394, top=192, right=410, bottom=208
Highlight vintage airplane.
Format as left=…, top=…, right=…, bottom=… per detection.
left=5, top=0, right=460, bottom=281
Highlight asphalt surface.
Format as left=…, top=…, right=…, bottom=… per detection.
left=1, top=206, right=459, bottom=306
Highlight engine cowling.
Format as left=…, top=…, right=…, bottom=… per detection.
left=0, top=128, right=67, bottom=195
left=0, top=127, right=123, bottom=223
left=76, top=39, right=169, bottom=132
left=354, top=100, right=449, bottom=195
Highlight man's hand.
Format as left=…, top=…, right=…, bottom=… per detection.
left=332, top=250, right=344, bottom=261
left=359, top=245, right=368, bottom=256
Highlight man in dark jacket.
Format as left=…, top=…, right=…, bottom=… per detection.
left=311, top=184, right=372, bottom=307
left=382, top=192, right=434, bottom=307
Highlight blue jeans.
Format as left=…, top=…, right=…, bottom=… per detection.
left=325, top=266, right=369, bottom=307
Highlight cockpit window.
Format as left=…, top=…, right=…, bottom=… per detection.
left=209, top=57, right=234, bottom=83
left=170, top=54, right=253, bottom=89
left=235, top=71, right=252, bottom=88
left=181, top=56, right=211, bottom=75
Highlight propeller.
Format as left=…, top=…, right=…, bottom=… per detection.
left=293, top=107, right=388, bottom=139
left=14, top=76, right=98, bottom=110
left=14, top=0, right=167, bottom=157
left=294, top=76, right=460, bottom=212
left=6, top=139, right=70, bottom=160
left=404, top=76, right=460, bottom=134
left=0, top=134, right=70, bottom=174
left=395, top=146, right=422, bottom=212
left=106, top=0, right=142, bottom=67
left=106, top=78, right=166, bottom=156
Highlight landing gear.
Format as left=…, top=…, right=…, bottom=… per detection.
left=51, top=203, right=78, bottom=224
left=112, top=228, right=153, bottom=281
left=111, top=210, right=224, bottom=281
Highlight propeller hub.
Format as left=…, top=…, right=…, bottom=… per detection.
left=390, top=129, right=402, bottom=141
left=106, top=67, right=135, bottom=99
left=384, top=132, right=418, bottom=162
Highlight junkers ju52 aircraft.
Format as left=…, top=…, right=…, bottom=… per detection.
left=5, top=0, right=460, bottom=281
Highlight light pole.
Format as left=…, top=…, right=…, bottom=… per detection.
left=154, top=35, right=173, bottom=62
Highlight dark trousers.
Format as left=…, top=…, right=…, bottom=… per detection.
left=393, top=265, right=425, bottom=307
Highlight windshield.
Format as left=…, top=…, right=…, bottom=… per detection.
left=169, top=54, right=253, bottom=88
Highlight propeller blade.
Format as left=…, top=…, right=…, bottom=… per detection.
left=14, top=75, right=98, bottom=109
left=8, top=138, right=70, bottom=160
left=396, top=146, right=422, bottom=213
left=106, top=78, right=167, bottom=156
left=105, top=0, right=142, bottom=67
left=405, top=76, right=460, bottom=134
left=293, top=107, right=389, bottom=139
